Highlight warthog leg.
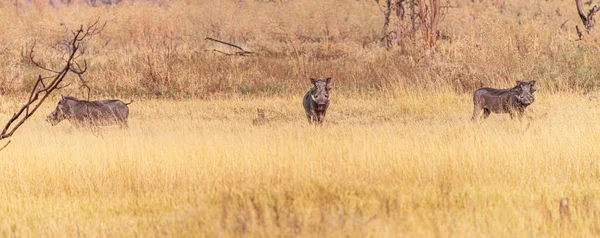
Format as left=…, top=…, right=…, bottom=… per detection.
left=471, top=104, right=483, bottom=121
left=317, top=112, right=326, bottom=124
left=509, top=109, right=525, bottom=120
left=306, top=114, right=314, bottom=123
left=483, top=108, right=491, bottom=119
left=306, top=113, right=325, bottom=125
left=311, top=116, right=323, bottom=124
left=307, top=109, right=324, bottom=125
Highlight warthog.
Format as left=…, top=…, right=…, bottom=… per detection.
left=252, top=108, right=266, bottom=126
left=303, top=77, right=332, bottom=124
left=472, top=80, right=536, bottom=120
left=47, top=95, right=132, bottom=127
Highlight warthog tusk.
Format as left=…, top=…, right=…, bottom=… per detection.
left=0, top=140, right=11, bottom=152
left=311, top=94, right=316, bottom=101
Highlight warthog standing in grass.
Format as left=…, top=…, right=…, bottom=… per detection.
left=252, top=108, right=266, bottom=126
left=47, top=95, right=132, bottom=127
left=472, top=80, right=536, bottom=120
left=303, top=77, right=332, bottom=124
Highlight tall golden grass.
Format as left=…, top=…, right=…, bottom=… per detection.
left=1, top=93, right=600, bottom=236
left=1, top=0, right=600, bottom=237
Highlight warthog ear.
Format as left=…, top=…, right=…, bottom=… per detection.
left=310, top=78, right=317, bottom=85
left=325, top=77, right=331, bottom=84
left=530, top=80, right=536, bottom=86
left=516, top=80, right=522, bottom=85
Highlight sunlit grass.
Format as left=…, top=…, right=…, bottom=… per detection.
left=0, top=92, right=599, bottom=236
left=0, top=0, right=599, bottom=236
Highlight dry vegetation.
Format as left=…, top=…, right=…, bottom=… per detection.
left=2, top=93, right=600, bottom=237
left=1, top=0, right=600, bottom=237
left=0, top=0, right=599, bottom=98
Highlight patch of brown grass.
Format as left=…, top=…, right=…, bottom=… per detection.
left=0, top=0, right=598, bottom=98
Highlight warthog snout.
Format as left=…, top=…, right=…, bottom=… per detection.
left=514, top=81, right=536, bottom=106
left=316, top=104, right=327, bottom=111
left=517, top=95, right=535, bottom=105
left=46, top=108, right=64, bottom=126
left=46, top=115, right=58, bottom=126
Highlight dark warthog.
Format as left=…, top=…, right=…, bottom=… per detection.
left=303, top=77, right=332, bottom=124
left=252, top=108, right=266, bottom=126
left=472, top=80, right=536, bottom=120
left=47, top=95, right=133, bottom=127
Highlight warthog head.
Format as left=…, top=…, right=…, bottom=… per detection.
left=512, top=80, right=536, bottom=106
left=309, top=77, right=331, bottom=110
left=46, top=96, right=73, bottom=126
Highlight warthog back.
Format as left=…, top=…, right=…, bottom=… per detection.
left=47, top=96, right=132, bottom=127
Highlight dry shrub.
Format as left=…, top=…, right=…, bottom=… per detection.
left=0, top=0, right=599, bottom=97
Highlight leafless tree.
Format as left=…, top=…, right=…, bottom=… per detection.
left=418, top=0, right=442, bottom=47
left=376, top=0, right=408, bottom=49
left=575, top=0, right=600, bottom=38
left=376, top=0, right=452, bottom=49
left=0, top=20, right=106, bottom=151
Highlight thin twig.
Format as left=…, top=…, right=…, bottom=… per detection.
left=205, top=37, right=245, bottom=51
left=29, top=42, right=62, bottom=74
left=204, top=37, right=254, bottom=56
left=0, top=140, right=10, bottom=152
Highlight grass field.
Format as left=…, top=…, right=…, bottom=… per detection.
left=1, top=0, right=600, bottom=237
left=2, top=0, right=600, bottom=97
left=1, top=92, right=600, bottom=236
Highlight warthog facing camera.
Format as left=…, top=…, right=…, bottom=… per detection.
left=303, top=77, right=332, bottom=124
left=472, top=80, right=536, bottom=120
left=47, top=95, right=132, bottom=127
left=252, top=108, right=266, bottom=126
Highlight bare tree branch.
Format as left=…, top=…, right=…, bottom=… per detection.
left=380, top=0, right=448, bottom=49
left=577, top=0, right=589, bottom=26
left=576, top=25, right=584, bottom=40
left=0, top=140, right=10, bottom=152
left=55, top=82, right=72, bottom=90
left=69, top=60, right=91, bottom=100
left=205, top=37, right=254, bottom=56
left=29, top=41, right=62, bottom=74
left=0, top=20, right=106, bottom=144
left=576, top=0, right=600, bottom=33
left=205, top=37, right=245, bottom=51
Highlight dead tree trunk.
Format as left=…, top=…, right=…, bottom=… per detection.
left=417, top=0, right=442, bottom=47
left=377, top=0, right=447, bottom=49
left=383, top=0, right=393, bottom=49
left=576, top=0, right=600, bottom=35
left=428, top=0, right=442, bottom=47
left=379, top=0, right=413, bottom=49
left=0, top=20, right=106, bottom=151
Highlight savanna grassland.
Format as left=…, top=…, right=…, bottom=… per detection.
left=1, top=0, right=600, bottom=237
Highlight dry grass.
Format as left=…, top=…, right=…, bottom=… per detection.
left=1, top=92, right=600, bottom=237
left=1, top=0, right=600, bottom=237
left=0, top=0, right=600, bottom=97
